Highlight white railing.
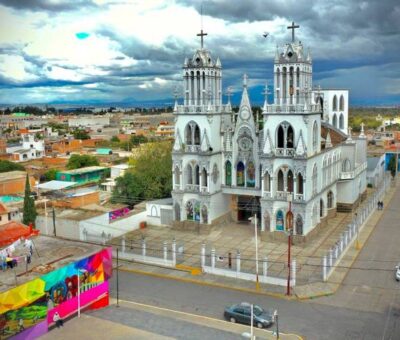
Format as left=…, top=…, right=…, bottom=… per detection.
left=200, top=186, right=208, bottom=193
left=185, top=184, right=199, bottom=192
left=294, top=193, right=304, bottom=201
left=263, top=191, right=272, bottom=199
left=340, top=171, right=355, bottom=179
left=264, top=103, right=321, bottom=113
left=275, top=148, right=295, bottom=157
left=185, top=145, right=201, bottom=153
left=176, top=104, right=231, bottom=114
left=276, top=191, right=290, bottom=200
left=173, top=184, right=181, bottom=191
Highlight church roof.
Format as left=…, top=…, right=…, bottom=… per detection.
left=321, top=122, right=347, bottom=147
left=185, top=49, right=218, bottom=68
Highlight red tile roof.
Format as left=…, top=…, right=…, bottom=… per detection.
left=0, top=221, right=39, bottom=247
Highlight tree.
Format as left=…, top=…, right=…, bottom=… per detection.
left=0, top=160, right=25, bottom=173
left=72, top=129, right=90, bottom=140
left=22, top=175, right=37, bottom=226
left=112, top=141, right=172, bottom=204
left=388, top=155, right=397, bottom=178
left=110, top=136, right=120, bottom=143
left=66, top=154, right=99, bottom=170
left=44, top=169, right=58, bottom=181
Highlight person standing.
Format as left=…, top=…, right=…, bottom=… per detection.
left=53, top=312, right=63, bottom=328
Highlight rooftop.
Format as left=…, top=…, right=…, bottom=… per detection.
left=0, top=171, right=28, bottom=182
left=60, top=166, right=107, bottom=175
left=0, top=235, right=103, bottom=293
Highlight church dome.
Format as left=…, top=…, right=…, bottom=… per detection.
left=186, top=49, right=217, bottom=68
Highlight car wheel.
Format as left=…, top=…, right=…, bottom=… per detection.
left=230, top=317, right=236, bottom=323
left=256, top=322, right=263, bottom=329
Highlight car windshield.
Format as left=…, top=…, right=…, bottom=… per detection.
left=253, top=306, right=264, bottom=316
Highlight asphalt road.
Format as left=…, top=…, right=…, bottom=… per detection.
left=101, top=183, right=400, bottom=340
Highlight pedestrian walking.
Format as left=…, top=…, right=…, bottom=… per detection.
left=53, top=312, right=63, bottom=328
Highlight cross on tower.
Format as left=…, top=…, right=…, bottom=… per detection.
left=287, top=21, right=300, bottom=42
left=262, top=82, right=270, bottom=105
left=226, top=86, right=233, bottom=104
left=197, top=29, right=208, bottom=49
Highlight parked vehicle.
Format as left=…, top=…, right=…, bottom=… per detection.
left=224, top=302, right=275, bottom=329
left=395, top=265, right=400, bottom=281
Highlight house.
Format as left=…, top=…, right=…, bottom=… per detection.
left=0, top=171, right=36, bottom=196
left=367, top=154, right=386, bottom=188
left=56, top=166, right=109, bottom=185
left=6, top=134, right=45, bottom=162
left=101, top=164, right=129, bottom=192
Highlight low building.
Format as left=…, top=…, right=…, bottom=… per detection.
left=68, top=115, right=110, bottom=129
left=367, top=154, right=386, bottom=187
left=0, top=236, right=111, bottom=339
left=6, top=134, right=45, bottom=162
left=101, top=164, right=129, bottom=192
left=0, top=171, right=36, bottom=196
left=56, top=166, right=108, bottom=185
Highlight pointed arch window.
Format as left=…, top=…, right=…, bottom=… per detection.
left=277, top=125, right=284, bottom=148
left=225, top=161, right=232, bottom=186
left=194, top=165, right=200, bottom=185
left=333, top=95, right=338, bottom=111
left=287, top=125, right=294, bottom=148
left=246, top=161, right=255, bottom=187
left=194, top=125, right=200, bottom=145
left=297, top=173, right=304, bottom=194
left=276, top=210, right=284, bottom=231
left=277, top=169, right=284, bottom=191
left=313, top=121, right=318, bottom=152
left=332, top=114, right=337, bottom=127
left=174, top=165, right=180, bottom=186
left=327, top=191, right=334, bottom=208
left=342, top=158, right=351, bottom=172
left=263, top=171, right=271, bottom=192
left=185, top=125, right=192, bottom=144
left=339, top=114, right=344, bottom=129
left=339, top=95, right=344, bottom=111
left=237, top=162, right=245, bottom=187
left=287, top=170, right=294, bottom=192
left=185, top=164, right=193, bottom=185
left=201, top=168, right=207, bottom=189
left=312, top=164, right=318, bottom=195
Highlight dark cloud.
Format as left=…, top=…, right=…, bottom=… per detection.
left=0, top=0, right=97, bottom=12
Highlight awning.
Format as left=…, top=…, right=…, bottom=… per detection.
left=35, top=180, right=76, bottom=191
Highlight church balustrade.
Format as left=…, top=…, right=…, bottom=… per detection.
left=185, top=184, right=200, bottom=192
left=200, top=186, right=209, bottom=193
left=173, top=184, right=182, bottom=191
left=340, top=171, right=354, bottom=180
left=265, top=104, right=320, bottom=114
left=276, top=191, right=291, bottom=200
left=263, top=191, right=272, bottom=199
left=294, top=193, right=304, bottom=201
left=176, top=104, right=231, bottom=114
left=275, top=148, right=295, bottom=157
left=185, top=145, right=201, bottom=153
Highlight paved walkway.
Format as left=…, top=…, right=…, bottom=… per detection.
left=109, top=178, right=395, bottom=299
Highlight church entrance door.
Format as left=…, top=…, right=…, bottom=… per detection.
left=237, top=196, right=260, bottom=223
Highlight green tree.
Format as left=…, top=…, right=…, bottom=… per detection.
left=66, top=154, right=99, bottom=170
left=388, top=155, right=397, bottom=178
left=22, top=175, right=37, bottom=226
left=0, top=160, right=25, bottom=173
left=44, top=169, right=58, bottom=181
left=72, top=129, right=90, bottom=140
left=110, top=136, right=120, bottom=143
left=112, top=141, right=172, bottom=204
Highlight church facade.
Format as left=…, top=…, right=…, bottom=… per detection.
left=171, top=24, right=367, bottom=239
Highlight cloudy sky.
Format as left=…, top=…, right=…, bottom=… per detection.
left=0, top=0, right=399, bottom=106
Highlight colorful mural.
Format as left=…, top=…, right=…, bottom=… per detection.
left=0, top=247, right=112, bottom=339
left=108, top=207, right=131, bottom=222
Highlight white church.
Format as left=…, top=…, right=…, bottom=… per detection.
left=171, top=23, right=367, bottom=241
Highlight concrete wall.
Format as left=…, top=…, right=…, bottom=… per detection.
left=35, top=215, right=80, bottom=239
left=0, top=174, right=35, bottom=195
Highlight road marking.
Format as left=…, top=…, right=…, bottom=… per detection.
left=111, top=298, right=303, bottom=340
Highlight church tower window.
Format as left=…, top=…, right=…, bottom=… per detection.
left=287, top=170, right=294, bottom=192
left=237, top=162, right=245, bottom=187
left=276, top=210, right=284, bottom=231
left=201, top=168, right=207, bottom=189
left=277, top=169, right=284, bottom=191
left=194, top=165, right=200, bottom=185
left=194, top=125, right=200, bottom=145
left=282, top=67, right=287, bottom=104
left=185, top=164, right=193, bottom=185
left=342, top=159, right=351, bottom=172
left=174, top=165, right=180, bottom=186
left=287, top=125, right=294, bottom=148
left=327, top=191, right=334, bottom=208
left=332, top=114, right=337, bottom=127
left=277, top=125, right=285, bottom=148
left=339, top=114, right=344, bottom=129
left=264, top=172, right=271, bottom=192
left=312, top=163, right=318, bottom=195
left=246, top=162, right=255, bottom=187
left=190, top=71, right=195, bottom=105
left=333, top=95, right=338, bottom=111
left=339, top=95, right=344, bottom=111
left=297, top=173, right=304, bottom=194
left=185, top=125, right=192, bottom=144
left=225, top=161, right=232, bottom=186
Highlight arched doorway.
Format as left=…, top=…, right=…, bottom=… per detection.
left=286, top=211, right=294, bottom=232
left=276, top=210, right=284, bottom=231
left=295, top=215, right=303, bottom=235
left=327, top=191, right=334, bottom=208
left=264, top=211, right=270, bottom=232
left=237, top=162, right=245, bottom=187
left=174, top=203, right=181, bottom=221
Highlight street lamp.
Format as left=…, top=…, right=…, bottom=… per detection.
left=249, top=213, right=260, bottom=291
left=77, top=268, right=86, bottom=318
left=286, top=193, right=293, bottom=296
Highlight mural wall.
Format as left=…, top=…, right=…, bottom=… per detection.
left=0, top=247, right=112, bottom=339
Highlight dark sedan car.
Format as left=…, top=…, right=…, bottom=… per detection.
left=224, top=302, right=275, bottom=329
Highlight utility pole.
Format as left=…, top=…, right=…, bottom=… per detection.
left=116, top=247, right=120, bottom=307
left=52, top=207, right=57, bottom=237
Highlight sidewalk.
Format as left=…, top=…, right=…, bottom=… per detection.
left=113, top=179, right=396, bottom=300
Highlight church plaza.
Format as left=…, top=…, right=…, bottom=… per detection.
left=110, top=177, right=394, bottom=298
